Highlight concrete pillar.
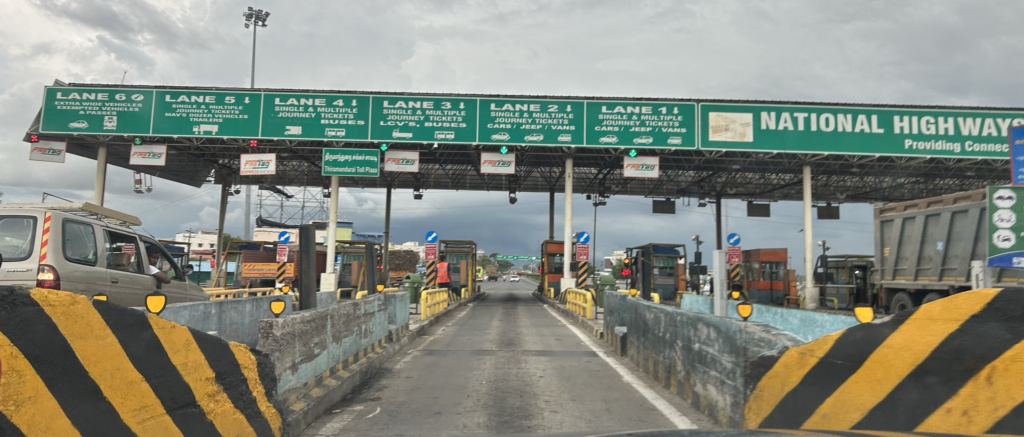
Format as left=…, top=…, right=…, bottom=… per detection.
left=244, top=185, right=251, bottom=240
left=715, top=193, right=723, bottom=250
left=321, top=176, right=340, bottom=292
left=713, top=249, right=727, bottom=316
left=215, top=183, right=228, bottom=287
left=548, top=189, right=555, bottom=241
left=561, top=157, right=574, bottom=292
left=382, top=186, right=393, bottom=281
left=803, top=164, right=819, bottom=309
left=93, top=144, right=107, bottom=206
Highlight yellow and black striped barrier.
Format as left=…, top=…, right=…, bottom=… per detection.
left=745, top=287, right=1024, bottom=434
left=419, top=288, right=449, bottom=320
left=425, top=261, right=437, bottom=288
left=576, top=261, right=589, bottom=289
left=565, top=288, right=595, bottom=320
left=0, top=287, right=282, bottom=437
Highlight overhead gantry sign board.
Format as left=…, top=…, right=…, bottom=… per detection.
left=38, top=86, right=1024, bottom=158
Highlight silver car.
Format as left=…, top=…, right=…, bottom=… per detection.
left=0, top=202, right=208, bottom=307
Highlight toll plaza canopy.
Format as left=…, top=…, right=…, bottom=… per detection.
left=22, top=81, right=1023, bottom=203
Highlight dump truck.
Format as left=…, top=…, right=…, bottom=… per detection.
left=817, top=189, right=1024, bottom=314
left=485, top=264, right=499, bottom=281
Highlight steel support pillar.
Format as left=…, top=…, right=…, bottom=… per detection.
left=715, top=193, right=723, bottom=250
left=548, top=189, right=556, bottom=241
left=382, top=185, right=393, bottom=283
left=561, top=157, right=574, bottom=292
left=803, top=164, right=819, bottom=309
left=93, top=144, right=107, bottom=206
left=320, top=176, right=340, bottom=291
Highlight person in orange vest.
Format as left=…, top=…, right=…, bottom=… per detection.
left=437, top=254, right=451, bottom=292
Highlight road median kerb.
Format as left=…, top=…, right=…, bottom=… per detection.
left=532, top=291, right=604, bottom=340
left=282, top=292, right=485, bottom=437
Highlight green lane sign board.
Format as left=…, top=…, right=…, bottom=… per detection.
left=584, top=101, right=697, bottom=148
left=40, top=87, right=154, bottom=135
left=478, top=98, right=585, bottom=146
left=37, top=86, right=1023, bottom=159
left=261, top=92, right=371, bottom=140
left=368, top=95, right=477, bottom=143
left=987, top=186, right=1024, bottom=268
left=322, top=148, right=380, bottom=177
left=700, top=103, right=1024, bottom=158
left=151, top=89, right=263, bottom=138
left=495, top=255, right=541, bottom=261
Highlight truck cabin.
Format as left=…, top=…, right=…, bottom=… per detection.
left=625, top=243, right=686, bottom=303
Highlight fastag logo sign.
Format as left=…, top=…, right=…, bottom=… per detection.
left=623, top=156, right=659, bottom=178
left=29, top=140, right=67, bottom=163
left=240, top=153, right=277, bottom=175
left=383, top=150, right=420, bottom=173
left=129, top=144, right=168, bottom=166
left=480, top=151, right=515, bottom=174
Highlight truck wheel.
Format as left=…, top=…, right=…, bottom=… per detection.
left=890, top=292, right=916, bottom=313
left=922, top=292, right=944, bottom=305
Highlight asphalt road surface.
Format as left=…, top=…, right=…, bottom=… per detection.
left=301, top=279, right=715, bottom=436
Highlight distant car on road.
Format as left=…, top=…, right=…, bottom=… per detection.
left=633, top=135, right=653, bottom=145
left=68, top=120, right=89, bottom=129
left=509, top=275, right=521, bottom=282
left=524, top=133, right=544, bottom=142
left=599, top=135, right=619, bottom=144
left=491, top=132, right=510, bottom=141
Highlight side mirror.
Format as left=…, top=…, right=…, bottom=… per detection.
left=184, top=264, right=195, bottom=276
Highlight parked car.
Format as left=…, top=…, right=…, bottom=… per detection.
left=0, top=202, right=208, bottom=307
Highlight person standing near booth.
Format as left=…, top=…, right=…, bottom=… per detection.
left=437, top=254, right=451, bottom=293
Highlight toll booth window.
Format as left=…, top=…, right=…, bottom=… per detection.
left=760, top=262, right=785, bottom=281
left=653, top=257, right=677, bottom=276
left=548, top=254, right=564, bottom=274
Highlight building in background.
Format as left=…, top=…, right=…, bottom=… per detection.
left=171, top=231, right=219, bottom=257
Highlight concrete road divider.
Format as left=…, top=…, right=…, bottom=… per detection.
left=565, top=288, right=595, bottom=319
left=0, top=287, right=282, bottom=437
left=745, top=287, right=1024, bottom=434
left=420, top=287, right=449, bottom=319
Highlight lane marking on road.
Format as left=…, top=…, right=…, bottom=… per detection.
left=316, top=405, right=364, bottom=435
left=364, top=407, right=381, bottom=419
left=543, top=305, right=697, bottom=430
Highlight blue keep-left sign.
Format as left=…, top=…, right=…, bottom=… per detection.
left=277, top=231, right=291, bottom=244
left=576, top=231, right=590, bottom=244
left=727, top=233, right=740, bottom=246
left=425, top=230, right=439, bottom=243
left=1011, top=125, right=1024, bottom=186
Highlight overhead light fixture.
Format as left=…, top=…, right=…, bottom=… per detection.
left=432, top=142, right=439, bottom=151
left=698, top=197, right=708, bottom=207
left=509, top=189, right=517, bottom=205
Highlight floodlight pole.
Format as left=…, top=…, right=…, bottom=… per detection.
left=243, top=7, right=269, bottom=241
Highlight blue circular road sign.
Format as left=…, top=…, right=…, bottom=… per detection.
left=577, top=231, right=591, bottom=244
left=278, top=231, right=291, bottom=244
left=727, top=233, right=740, bottom=246
left=425, top=231, right=439, bottom=243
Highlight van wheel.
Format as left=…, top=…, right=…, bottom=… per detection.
left=890, top=292, right=916, bottom=314
left=922, top=292, right=944, bottom=305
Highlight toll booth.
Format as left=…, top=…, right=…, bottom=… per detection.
left=212, top=240, right=276, bottom=288
left=739, top=248, right=793, bottom=305
left=625, top=243, right=687, bottom=302
left=539, top=240, right=573, bottom=297
left=815, top=255, right=874, bottom=309
left=440, top=240, right=477, bottom=296
left=333, top=240, right=381, bottom=297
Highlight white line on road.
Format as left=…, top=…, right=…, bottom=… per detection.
left=394, top=304, right=474, bottom=369
left=316, top=405, right=364, bottom=435
left=364, top=406, right=381, bottom=419
left=542, top=305, right=697, bottom=430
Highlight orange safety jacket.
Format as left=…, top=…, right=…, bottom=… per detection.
left=437, top=261, right=451, bottom=284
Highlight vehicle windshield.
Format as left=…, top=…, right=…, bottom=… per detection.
left=0, top=216, right=37, bottom=262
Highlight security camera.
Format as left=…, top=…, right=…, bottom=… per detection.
left=233, top=188, right=241, bottom=195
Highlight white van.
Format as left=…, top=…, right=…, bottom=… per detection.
left=0, top=202, right=208, bottom=307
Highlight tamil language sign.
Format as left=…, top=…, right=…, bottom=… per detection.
left=129, top=144, right=167, bottom=166
left=29, top=140, right=66, bottom=163
left=322, top=148, right=379, bottom=177
left=480, top=152, right=515, bottom=175
left=988, top=186, right=1024, bottom=268
left=700, top=103, right=1024, bottom=159
left=240, top=153, right=276, bottom=176
left=383, top=150, right=420, bottom=173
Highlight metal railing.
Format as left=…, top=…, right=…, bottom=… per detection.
left=420, top=288, right=450, bottom=320
left=205, top=287, right=276, bottom=300
left=565, top=288, right=595, bottom=320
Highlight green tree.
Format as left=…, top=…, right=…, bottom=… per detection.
left=388, top=250, right=419, bottom=271
left=479, top=256, right=495, bottom=267
left=489, top=252, right=500, bottom=260
left=611, top=258, right=627, bottom=279
left=496, top=260, right=514, bottom=272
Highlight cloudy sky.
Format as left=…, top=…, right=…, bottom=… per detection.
left=2, top=0, right=1022, bottom=273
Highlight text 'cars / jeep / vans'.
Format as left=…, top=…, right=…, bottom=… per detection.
left=0, top=202, right=208, bottom=307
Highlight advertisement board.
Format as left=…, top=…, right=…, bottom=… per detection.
left=480, top=152, right=516, bottom=175
left=29, top=140, right=66, bottom=163
left=129, top=144, right=167, bottom=166
left=623, top=156, right=660, bottom=178
left=383, top=150, right=420, bottom=173
left=240, top=153, right=277, bottom=176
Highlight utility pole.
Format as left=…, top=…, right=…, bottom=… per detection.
left=243, top=6, right=270, bottom=240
